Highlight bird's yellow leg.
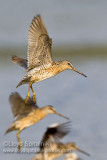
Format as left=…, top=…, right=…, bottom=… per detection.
left=16, top=130, right=22, bottom=151
left=25, top=82, right=32, bottom=104
left=31, top=85, right=36, bottom=103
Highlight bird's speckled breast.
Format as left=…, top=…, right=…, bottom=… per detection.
left=30, top=64, right=61, bottom=83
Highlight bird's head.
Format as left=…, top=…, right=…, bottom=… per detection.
left=44, top=105, right=69, bottom=120
left=59, top=60, right=87, bottom=77
left=66, top=142, right=90, bottom=156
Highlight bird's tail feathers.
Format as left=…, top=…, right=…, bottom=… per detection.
left=16, top=76, right=31, bottom=88
left=5, top=124, right=16, bottom=134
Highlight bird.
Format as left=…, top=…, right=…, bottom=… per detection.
left=5, top=92, right=69, bottom=151
left=12, top=14, right=87, bottom=103
left=31, top=122, right=89, bottom=160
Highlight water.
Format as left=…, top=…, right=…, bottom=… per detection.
left=0, top=53, right=107, bottom=160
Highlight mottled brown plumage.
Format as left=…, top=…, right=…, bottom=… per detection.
left=32, top=152, right=82, bottom=160
left=5, top=92, right=69, bottom=151
left=12, top=15, right=87, bottom=103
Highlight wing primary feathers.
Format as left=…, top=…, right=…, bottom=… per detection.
left=12, top=56, right=28, bottom=69
left=40, top=121, right=71, bottom=150
left=9, top=92, right=38, bottom=119
left=27, top=15, right=52, bottom=69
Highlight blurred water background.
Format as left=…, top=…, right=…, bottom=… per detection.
left=0, top=0, right=107, bottom=160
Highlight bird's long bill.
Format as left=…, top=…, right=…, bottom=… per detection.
left=77, top=148, right=90, bottom=156
left=55, top=111, right=69, bottom=120
left=72, top=67, right=87, bottom=77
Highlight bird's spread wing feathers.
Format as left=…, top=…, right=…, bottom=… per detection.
left=12, top=56, right=28, bottom=69
left=9, top=92, right=38, bottom=119
left=40, top=121, right=71, bottom=150
left=27, top=15, right=52, bottom=71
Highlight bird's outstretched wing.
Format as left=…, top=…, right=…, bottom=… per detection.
left=27, top=15, right=52, bottom=71
left=40, top=121, right=71, bottom=150
left=9, top=92, right=38, bottom=120
left=12, top=56, right=28, bottom=69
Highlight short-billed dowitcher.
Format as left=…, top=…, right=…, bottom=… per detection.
left=5, top=92, right=69, bottom=151
left=31, top=122, right=89, bottom=160
left=12, top=15, right=87, bottom=103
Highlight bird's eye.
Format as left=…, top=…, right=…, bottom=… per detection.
left=68, top=62, right=71, bottom=66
